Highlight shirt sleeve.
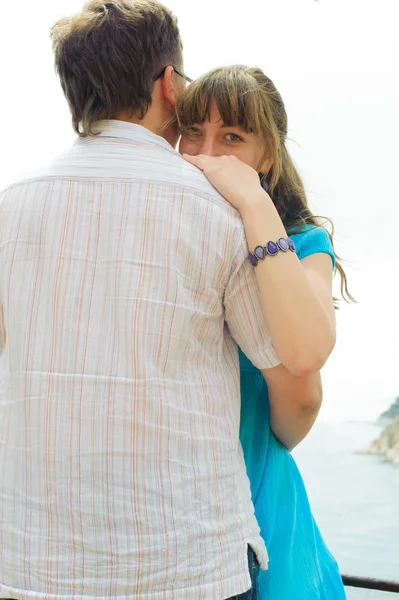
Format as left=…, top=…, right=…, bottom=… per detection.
left=0, top=194, right=5, bottom=353
left=0, top=304, right=5, bottom=354
left=224, top=228, right=281, bottom=370
left=290, top=225, right=336, bottom=269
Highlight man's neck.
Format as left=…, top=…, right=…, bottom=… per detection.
left=115, top=107, right=178, bottom=149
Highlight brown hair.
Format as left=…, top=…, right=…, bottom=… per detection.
left=51, top=0, right=182, bottom=136
left=176, top=65, right=354, bottom=305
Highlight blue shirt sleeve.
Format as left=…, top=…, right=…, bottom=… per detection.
left=289, top=225, right=336, bottom=269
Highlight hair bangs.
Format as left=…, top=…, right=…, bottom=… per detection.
left=177, top=67, right=264, bottom=135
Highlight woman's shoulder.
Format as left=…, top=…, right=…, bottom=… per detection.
left=288, top=224, right=336, bottom=268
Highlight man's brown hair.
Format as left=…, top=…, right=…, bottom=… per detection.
left=51, top=0, right=182, bottom=136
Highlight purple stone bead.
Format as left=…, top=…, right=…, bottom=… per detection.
left=248, top=252, right=258, bottom=267
left=288, top=238, right=296, bottom=252
left=266, top=241, right=279, bottom=255
left=254, top=245, right=266, bottom=260
left=277, top=237, right=289, bottom=252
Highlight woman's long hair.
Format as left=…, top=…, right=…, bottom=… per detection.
left=175, top=65, right=354, bottom=305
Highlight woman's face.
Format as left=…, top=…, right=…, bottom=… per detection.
left=179, top=100, right=267, bottom=172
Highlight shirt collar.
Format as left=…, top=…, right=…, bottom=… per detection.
left=76, top=120, right=177, bottom=154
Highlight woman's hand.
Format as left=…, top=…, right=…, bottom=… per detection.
left=183, top=153, right=266, bottom=212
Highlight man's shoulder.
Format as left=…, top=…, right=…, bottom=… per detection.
left=0, top=178, right=31, bottom=202
left=14, top=138, right=239, bottom=215
left=83, top=135, right=236, bottom=212
left=0, top=172, right=53, bottom=203
left=151, top=150, right=236, bottom=210
left=0, top=142, right=242, bottom=228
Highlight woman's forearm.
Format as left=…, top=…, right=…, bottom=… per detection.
left=263, top=365, right=322, bottom=451
left=269, top=393, right=321, bottom=451
left=241, top=193, right=335, bottom=376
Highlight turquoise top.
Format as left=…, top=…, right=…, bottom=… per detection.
left=239, top=226, right=346, bottom=599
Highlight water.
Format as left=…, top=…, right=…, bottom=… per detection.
left=293, top=421, right=399, bottom=599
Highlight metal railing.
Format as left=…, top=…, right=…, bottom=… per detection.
left=342, top=575, right=399, bottom=594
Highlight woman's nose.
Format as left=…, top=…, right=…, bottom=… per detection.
left=199, top=139, right=218, bottom=156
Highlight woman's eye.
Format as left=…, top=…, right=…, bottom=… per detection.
left=225, top=133, right=244, bottom=142
left=181, top=127, right=202, bottom=137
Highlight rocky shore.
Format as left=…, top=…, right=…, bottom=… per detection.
left=367, top=417, right=399, bottom=465
left=377, top=396, right=399, bottom=427
left=366, top=397, right=399, bottom=465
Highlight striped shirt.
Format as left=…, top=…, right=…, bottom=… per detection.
left=0, top=121, right=280, bottom=600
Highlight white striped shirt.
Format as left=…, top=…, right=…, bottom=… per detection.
left=0, top=121, right=280, bottom=600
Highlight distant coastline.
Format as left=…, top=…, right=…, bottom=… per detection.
left=365, top=397, right=399, bottom=465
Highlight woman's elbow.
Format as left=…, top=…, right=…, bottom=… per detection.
left=290, top=353, right=330, bottom=377
left=285, top=333, right=336, bottom=377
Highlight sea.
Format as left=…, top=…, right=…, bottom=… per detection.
left=293, top=420, right=399, bottom=600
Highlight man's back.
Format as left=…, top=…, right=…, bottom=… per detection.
left=0, top=122, right=278, bottom=600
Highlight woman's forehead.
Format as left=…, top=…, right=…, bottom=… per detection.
left=191, top=97, right=254, bottom=131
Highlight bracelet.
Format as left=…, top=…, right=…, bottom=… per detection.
left=248, top=237, right=296, bottom=267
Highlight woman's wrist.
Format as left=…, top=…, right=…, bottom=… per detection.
left=240, top=192, right=287, bottom=241
left=238, top=189, right=272, bottom=218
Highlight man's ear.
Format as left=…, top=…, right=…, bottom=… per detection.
left=159, top=65, right=178, bottom=107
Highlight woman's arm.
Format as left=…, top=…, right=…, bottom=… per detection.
left=240, top=198, right=336, bottom=376
left=262, top=364, right=322, bottom=451
left=183, top=154, right=336, bottom=376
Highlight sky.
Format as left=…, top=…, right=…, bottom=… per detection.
left=0, top=0, right=398, bottom=421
